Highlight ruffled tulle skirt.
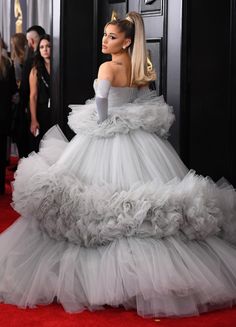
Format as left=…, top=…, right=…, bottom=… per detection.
left=1, top=124, right=236, bottom=317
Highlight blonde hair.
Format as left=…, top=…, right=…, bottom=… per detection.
left=11, top=33, right=27, bottom=64
left=107, top=11, right=156, bottom=86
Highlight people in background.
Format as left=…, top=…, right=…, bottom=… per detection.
left=18, top=25, right=46, bottom=157
left=10, top=33, right=27, bottom=156
left=22, top=25, right=46, bottom=108
left=29, top=34, right=52, bottom=152
left=0, top=34, right=9, bottom=58
left=11, top=33, right=27, bottom=87
left=0, top=36, right=17, bottom=194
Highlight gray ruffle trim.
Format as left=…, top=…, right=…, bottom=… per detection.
left=68, top=93, right=174, bottom=138
left=13, top=169, right=236, bottom=247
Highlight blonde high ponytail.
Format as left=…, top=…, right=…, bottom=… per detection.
left=126, top=12, right=156, bottom=86
left=106, top=11, right=156, bottom=86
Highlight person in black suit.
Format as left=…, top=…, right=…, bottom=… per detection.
left=0, top=37, right=17, bottom=194
left=16, top=25, right=46, bottom=157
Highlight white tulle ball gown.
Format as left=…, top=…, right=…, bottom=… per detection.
left=0, top=82, right=236, bottom=318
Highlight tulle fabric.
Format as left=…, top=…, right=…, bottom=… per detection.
left=12, top=127, right=236, bottom=247
left=1, top=219, right=236, bottom=317
left=68, top=93, right=175, bottom=139
left=1, top=87, right=236, bottom=317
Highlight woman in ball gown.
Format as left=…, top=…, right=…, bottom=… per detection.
left=0, top=12, right=236, bottom=318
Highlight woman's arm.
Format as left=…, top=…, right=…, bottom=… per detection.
left=96, top=63, right=113, bottom=123
left=29, top=67, right=39, bottom=136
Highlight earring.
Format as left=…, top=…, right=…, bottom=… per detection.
left=122, top=46, right=126, bottom=50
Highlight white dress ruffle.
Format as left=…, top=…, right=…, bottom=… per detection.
left=12, top=164, right=236, bottom=247
left=1, top=86, right=236, bottom=317
left=68, top=93, right=174, bottom=139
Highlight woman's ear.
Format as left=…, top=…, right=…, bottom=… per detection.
left=124, top=38, right=131, bottom=49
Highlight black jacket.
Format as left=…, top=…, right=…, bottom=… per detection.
left=19, top=50, right=35, bottom=110
left=0, top=60, right=17, bottom=135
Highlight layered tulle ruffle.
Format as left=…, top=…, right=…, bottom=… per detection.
left=1, top=221, right=236, bottom=317
left=12, top=165, right=236, bottom=247
left=12, top=125, right=236, bottom=248
left=68, top=93, right=174, bottom=139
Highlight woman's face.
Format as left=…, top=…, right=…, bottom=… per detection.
left=39, top=39, right=50, bottom=60
left=102, top=24, right=130, bottom=55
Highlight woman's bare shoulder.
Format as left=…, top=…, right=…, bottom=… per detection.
left=97, top=61, right=115, bottom=82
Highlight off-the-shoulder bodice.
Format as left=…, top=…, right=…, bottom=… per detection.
left=69, top=81, right=174, bottom=139
left=93, top=79, right=138, bottom=107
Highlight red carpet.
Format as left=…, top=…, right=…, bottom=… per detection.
left=0, top=158, right=236, bottom=326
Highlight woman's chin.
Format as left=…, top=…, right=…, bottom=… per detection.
left=101, top=49, right=109, bottom=54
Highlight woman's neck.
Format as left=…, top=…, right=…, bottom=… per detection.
left=111, top=52, right=130, bottom=65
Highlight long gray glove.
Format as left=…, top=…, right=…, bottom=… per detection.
left=95, top=79, right=111, bottom=123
